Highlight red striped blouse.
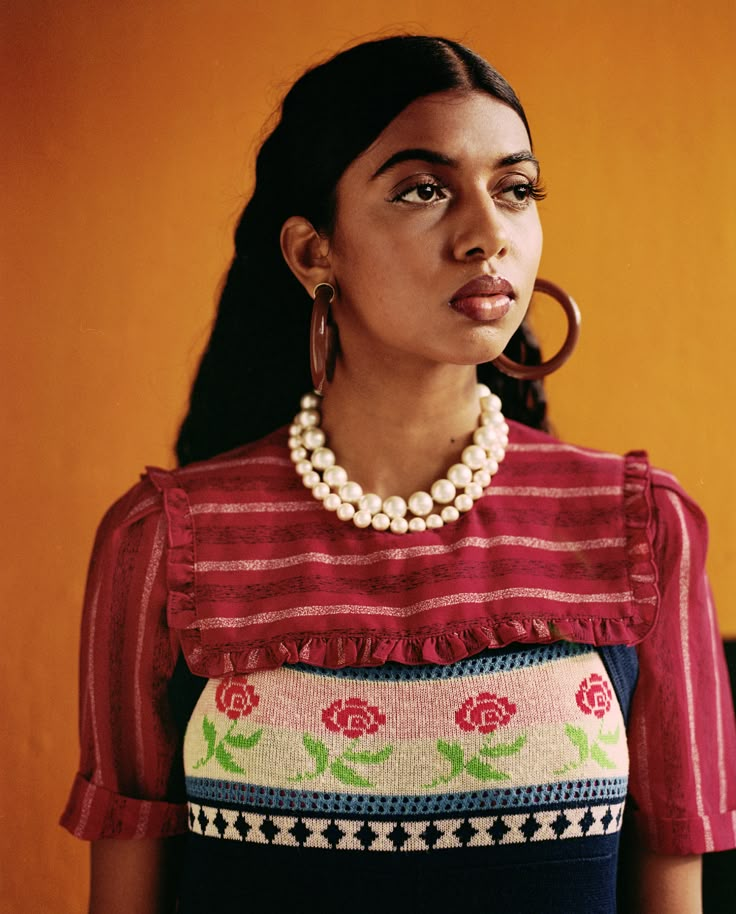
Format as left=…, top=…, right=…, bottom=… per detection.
left=60, top=420, right=736, bottom=854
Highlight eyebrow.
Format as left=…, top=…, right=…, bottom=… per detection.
left=371, top=147, right=540, bottom=180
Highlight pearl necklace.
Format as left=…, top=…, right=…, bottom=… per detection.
left=289, top=384, right=508, bottom=534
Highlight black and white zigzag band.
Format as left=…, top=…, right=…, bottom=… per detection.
left=188, top=800, right=625, bottom=852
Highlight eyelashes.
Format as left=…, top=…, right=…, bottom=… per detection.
left=389, top=176, right=547, bottom=209
left=390, top=179, right=449, bottom=205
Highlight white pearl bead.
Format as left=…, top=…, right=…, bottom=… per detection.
left=383, top=495, right=407, bottom=518
left=300, top=392, right=320, bottom=409
left=480, top=411, right=494, bottom=427
left=408, top=517, right=427, bottom=532
left=290, top=447, right=307, bottom=463
left=359, top=493, right=383, bottom=514
left=297, top=409, right=320, bottom=427
left=476, top=383, right=492, bottom=400
left=295, top=460, right=313, bottom=476
left=371, top=513, right=391, bottom=531
left=408, top=491, right=433, bottom=517
left=288, top=435, right=302, bottom=450
left=311, top=447, right=336, bottom=470
left=323, top=465, right=348, bottom=488
left=302, top=427, right=326, bottom=450
left=426, top=514, right=444, bottom=529
left=490, top=445, right=506, bottom=463
left=339, top=482, right=363, bottom=503
left=390, top=516, right=409, bottom=534
left=431, top=479, right=456, bottom=505
left=323, top=493, right=342, bottom=511
left=461, top=445, right=487, bottom=470
left=447, top=463, right=473, bottom=487
left=302, top=471, right=320, bottom=488
left=490, top=412, right=505, bottom=426
left=473, top=426, right=498, bottom=450
left=465, top=482, right=484, bottom=500
left=455, top=493, right=473, bottom=512
left=488, top=393, right=502, bottom=412
left=336, top=502, right=355, bottom=521
left=485, top=458, right=499, bottom=476
left=473, top=470, right=491, bottom=488
left=441, top=505, right=460, bottom=523
left=289, top=423, right=301, bottom=436
left=312, top=482, right=331, bottom=500
left=353, top=509, right=373, bottom=528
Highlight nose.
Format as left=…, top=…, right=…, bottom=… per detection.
left=451, top=189, right=509, bottom=262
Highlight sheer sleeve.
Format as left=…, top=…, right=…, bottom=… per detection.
left=627, top=472, right=736, bottom=854
left=60, top=477, right=188, bottom=839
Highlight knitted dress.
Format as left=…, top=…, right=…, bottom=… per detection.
left=61, top=421, right=736, bottom=913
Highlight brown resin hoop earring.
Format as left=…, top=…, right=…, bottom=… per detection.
left=310, top=282, right=337, bottom=394
left=492, top=277, right=581, bottom=380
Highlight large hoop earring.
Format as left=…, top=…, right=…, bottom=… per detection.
left=493, top=278, right=581, bottom=380
left=310, top=282, right=337, bottom=394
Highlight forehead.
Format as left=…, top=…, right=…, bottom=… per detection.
left=358, top=90, right=531, bottom=171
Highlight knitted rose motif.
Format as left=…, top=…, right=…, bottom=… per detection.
left=455, top=692, right=516, bottom=734
left=322, top=698, right=386, bottom=739
left=575, top=674, right=612, bottom=720
left=290, top=697, right=393, bottom=787
left=215, top=676, right=260, bottom=721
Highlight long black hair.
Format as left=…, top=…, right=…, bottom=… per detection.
left=176, top=35, right=548, bottom=466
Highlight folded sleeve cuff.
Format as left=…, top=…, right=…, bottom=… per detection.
left=634, top=808, right=736, bottom=855
left=60, top=773, right=188, bottom=840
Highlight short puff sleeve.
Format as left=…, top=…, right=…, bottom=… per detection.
left=627, top=473, right=736, bottom=854
left=60, top=477, right=188, bottom=839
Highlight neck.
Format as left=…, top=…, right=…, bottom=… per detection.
left=319, top=360, right=482, bottom=499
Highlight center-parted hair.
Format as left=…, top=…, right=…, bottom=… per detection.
left=176, top=35, right=548, bottom=466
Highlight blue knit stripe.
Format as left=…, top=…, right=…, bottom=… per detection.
left=186, top=775, right=628, bottom=816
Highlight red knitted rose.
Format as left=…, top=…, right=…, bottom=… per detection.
left=575, top=674, right=613, bottom=719
left=321, top=698, right=386, bottom=738
left=215, top=676, right=260, bottom=720
left=455, top=692, right=516, bottom=734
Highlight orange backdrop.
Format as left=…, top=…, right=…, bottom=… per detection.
left=3, top=1, right=735, bottom=910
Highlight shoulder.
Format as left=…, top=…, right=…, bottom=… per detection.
left=91, top=425, right=292, bottom=554
left=505, top=420, right=629, bottom=486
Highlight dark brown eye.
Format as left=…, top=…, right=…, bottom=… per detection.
left=416, top=184, right=437, bottom=201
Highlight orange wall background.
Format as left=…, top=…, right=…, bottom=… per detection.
left=3, top=1, right=735, bottom=910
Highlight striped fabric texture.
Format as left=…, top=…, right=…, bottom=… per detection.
left=60, top=419, right=736, bottom=855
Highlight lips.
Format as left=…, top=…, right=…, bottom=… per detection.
left=449, top=274, right=515, bottom=322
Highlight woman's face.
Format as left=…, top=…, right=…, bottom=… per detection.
left=326, top=90, right=543, bottom=371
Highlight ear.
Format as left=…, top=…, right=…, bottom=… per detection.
left=280, top=216, right=332, bottom=296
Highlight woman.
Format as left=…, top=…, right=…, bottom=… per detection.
left=61, top=36, right=736, bottom=913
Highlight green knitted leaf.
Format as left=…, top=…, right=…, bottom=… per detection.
left=479, top=735, right=527, bottom=757
left=330, top=759, right=373, bottom=787
left=215, top=742, right=246, bottom=774
left=224, top=728, right=263, bottom=750
left=193, top=716, right=217, bottom=768
left=437, top=740, right=465, bottom=778
left=564, top=724, right=589, bottom=761
left=590, top=742, right=616, bottom=769
left=465, top=757, right=509, bottom=781
left=598, top=726, right=620, bottom=745
left=302, top=734, right=329, bottom=776
left=342, top=746, right=393, bottom=764
left=202, top=717, right=216, bottom=754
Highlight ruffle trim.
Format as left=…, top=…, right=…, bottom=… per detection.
left=622, top=449, right=660, bottom=619
left=147, top=448, right=660, bottom=677
left=174, top=612, right=655, bottom=677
